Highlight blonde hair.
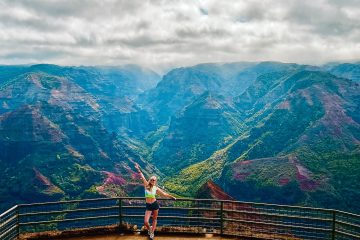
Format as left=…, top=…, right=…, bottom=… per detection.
left=146, top=176, right=157, bottom=190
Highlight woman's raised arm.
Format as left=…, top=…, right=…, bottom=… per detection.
left=134, top=163, right=148, bottom=186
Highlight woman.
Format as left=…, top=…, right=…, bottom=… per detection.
left=134, top=163, right=176, bottom=240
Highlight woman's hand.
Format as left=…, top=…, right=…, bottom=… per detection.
left=134, top=163, right=140, bottom=171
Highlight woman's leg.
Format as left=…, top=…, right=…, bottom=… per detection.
left=144, top=210, right=152, bottom=231
left=151, top=209, right=159, bottom=232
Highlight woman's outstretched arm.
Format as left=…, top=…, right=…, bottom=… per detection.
left=134, top=163, right=148, bottom=186
left=156, top=188, right=176, bottom=200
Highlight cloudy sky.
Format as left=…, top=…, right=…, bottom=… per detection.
left=0, top=0, right=359, bottom=72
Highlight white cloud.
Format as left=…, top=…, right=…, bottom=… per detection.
left=0, top=0, right=359, bottom=72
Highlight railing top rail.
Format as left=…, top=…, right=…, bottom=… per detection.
left=17, top=197, right=121, bottom=207
left=9, top=197, right=355, bottom=215
left=335, top=209, right=360, bottom=218
left=0, top=205, right=17, bottom=218
left=219, top=199, right=334, bottom=212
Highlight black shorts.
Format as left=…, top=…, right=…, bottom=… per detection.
left=146, top=201, right=159, bottom=211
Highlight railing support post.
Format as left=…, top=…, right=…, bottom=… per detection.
left=119, top=199, right=123, bottom=232
left=220, top=201, right=224, bottom=235
left=332, top=210, right=336, bottom=240
left=16, top=205, right=20, bottom=240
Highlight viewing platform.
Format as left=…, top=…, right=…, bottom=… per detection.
left=65, top=233, right=237, bottom=239
left=1, top=197, right=359, bottom=240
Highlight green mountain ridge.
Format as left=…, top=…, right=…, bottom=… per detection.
left=162, top=68, right=360, bottom=212
left=0, top=62, right=359, bottom=213
left=152, top=91, right=244, bottom=173
left=0, top=66, right=160, bottom=211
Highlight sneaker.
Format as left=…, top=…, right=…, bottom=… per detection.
left=149, top=231, right=154, bottom=239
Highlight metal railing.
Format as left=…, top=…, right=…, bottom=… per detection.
left=1, top=198, right=359, bottom=240
left=0, top=205, right=18, bottom=240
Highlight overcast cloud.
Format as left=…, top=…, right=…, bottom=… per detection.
left=0, top=0, right=359, bottom=72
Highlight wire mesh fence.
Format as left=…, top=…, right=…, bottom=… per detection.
left=0, top=198, right=359, bottom=239
left=121, top=198, right=222, bottom=234
left=18, top=198, right=120, bottom=235
left=221, top=201, right=333, bottom=239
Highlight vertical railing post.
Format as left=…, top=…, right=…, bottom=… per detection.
left=220, top=201, right=224, bottom=235
left=332, top=210, right=336, bottom=240
left=16, top=205, right=20, bottom=240
left=0, top=211, right=3, bottom=238
left=119, top=198, right=123, bottom=232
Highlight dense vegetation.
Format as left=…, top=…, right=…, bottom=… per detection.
left=0, top=62, right=359, bottom=213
